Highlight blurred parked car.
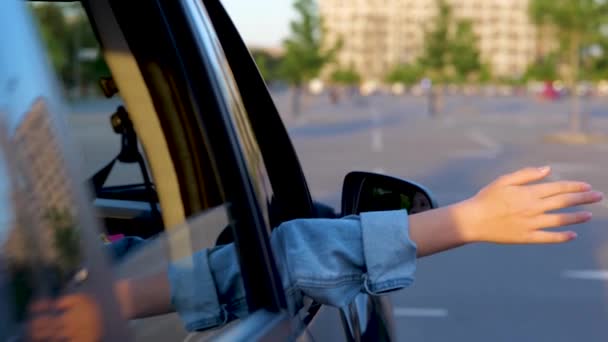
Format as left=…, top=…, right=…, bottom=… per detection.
left=540, top=81, right=561, bottom=101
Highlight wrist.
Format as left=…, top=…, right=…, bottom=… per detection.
left=450, top=199, right=482, bottom=244
left=114, top=280, right=133, bottom=319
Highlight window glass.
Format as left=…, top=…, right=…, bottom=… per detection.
left=27, top=2, right=251, bottom=339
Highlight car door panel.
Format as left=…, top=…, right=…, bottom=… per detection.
left=87, top=0, right=297, bottom=340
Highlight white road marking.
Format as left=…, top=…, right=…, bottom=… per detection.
left=450, top=149, right=501, bottom=159
left=451, top=130, right=503, bottom=160
left=561, top=270, right=608, bottom=280
left=394, top=307, right=449, bottom=318
left=549, top=163, right=594, bottom=173
left=468, top=130, right=501, bottom=150
left=372, top=129, right=384, bottom=152
left=370, top=107, right=384, bottom=152
left=183, top=333, right=199, bottom=342
left=544, top=162, right=595, bottom=181
left=370, top=107, right=381, bottom=124
left=372, top=167, right=386, bottom=174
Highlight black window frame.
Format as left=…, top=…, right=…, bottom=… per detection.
left=95, top=0, right=288, bottom=314
left=202, top=0, right=317, bottom=225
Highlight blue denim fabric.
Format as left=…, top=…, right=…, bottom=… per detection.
left=168, top=210, right=417, bottom=332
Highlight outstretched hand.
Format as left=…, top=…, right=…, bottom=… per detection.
left=462, top=166, right=603, bottom=244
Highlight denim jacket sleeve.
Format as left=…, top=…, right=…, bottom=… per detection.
left=168, top=209, right=417, bottom=332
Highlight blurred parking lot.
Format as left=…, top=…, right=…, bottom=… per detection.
left=69, top=90, right=608, bottom=341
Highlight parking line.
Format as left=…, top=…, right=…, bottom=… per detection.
left=370, top=107, right=384, bottom=152
left=450, top=149, right=501, bottom=159
left=372, top=129, right=384, bottom=152
left=184, top=333, right=198, bottom=342
left=468, top=130, right=501, bottom=150
left=561, top=270, right=608, bottom=280
left=393, top=307, right=449, bottom=318
left=456, top=130, right=503, bottom=160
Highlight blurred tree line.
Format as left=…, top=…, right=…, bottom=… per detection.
left=30, top=3, right=110, bottom=98
left=29, top=0, right=608, bottom=132
left=528, top=0, right=608, bottom=133
left=269, top=0, right=608, bottom=130
left=269, top=0, right=608, bottom=88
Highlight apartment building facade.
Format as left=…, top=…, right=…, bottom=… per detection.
left=319, top=0, right=539, bottom=82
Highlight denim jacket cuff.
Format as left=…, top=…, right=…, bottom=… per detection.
left=168, top=250, right=227, bottom=331
left=360, top=210, right=417, bottom=294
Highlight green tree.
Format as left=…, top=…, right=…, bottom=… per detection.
left=479, top=63, right=493, bottom=84
left=71, top=13, right=111, bottom=96
left=280, top=0, right=341, bottom=116
left=529, top=0, right=608, bottom=133
left=30, top=4, right=70, bottom=84
left=418, top=0, right=453, bottom=84
left=385, top=63, right=424, bottom=86
left=451, top=20, right=482, bottom=83
left=330, top=66, right=361, bottom=85
left=252, top=49, right=283, bottom=84
left=46, top=207, right=81, bottom=281
left=584, top=38, right=608, bottom=81
left=30, top=3, right=110, bottom=97
left=524, top=53, right=559, bottom=81
left=418, top=0, right=484, bottom=116
left=417, top=0, right=454, bottom=118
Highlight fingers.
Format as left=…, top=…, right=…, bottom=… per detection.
left=56, top=294, right=103, bottom=342
left=540, top=191, right=603, bottom=212
left=496, top=166, right=551, bottom=186
left=29, top=298, right=53, bottom=313
left=526, top=231, right=578, bottom=244
left=536, top=211, right=593, bottom=229
left=28, top=299, right=56, bottom=341
left=530, top=181, right=591, bottom=198
left=55, top=294, right=84, bottom=310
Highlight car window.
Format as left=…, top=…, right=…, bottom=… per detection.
left=205, top=0, right=318, bottom=227
left=29, top=2, right=153, bottom=188
left=26, top=2, right=253, bottom=339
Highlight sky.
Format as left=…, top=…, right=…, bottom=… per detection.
left=221, top=0, right=295, bottom=47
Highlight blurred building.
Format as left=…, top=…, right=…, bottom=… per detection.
left=7, top=98, right=77, bottom=267
left=320, top=0, right=541, bottom=82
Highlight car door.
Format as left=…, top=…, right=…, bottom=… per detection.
left=20, top=0, right=390, bottom=340
left=199, top=1, right=396, bottom=341
left=80, top=0, right=300, bottom=340
left=19, top=0, right=298, bottom=340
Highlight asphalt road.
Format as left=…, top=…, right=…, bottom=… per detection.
left=68, top=93, right=608, bottom=341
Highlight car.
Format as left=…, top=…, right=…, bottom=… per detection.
left=1, top=0, right=438, bottom=341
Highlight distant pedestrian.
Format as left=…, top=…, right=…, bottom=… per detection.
left=421, top=78, right=436, bottom=118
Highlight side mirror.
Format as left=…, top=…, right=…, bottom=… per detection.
left=341, top=171, right=438, bottom=216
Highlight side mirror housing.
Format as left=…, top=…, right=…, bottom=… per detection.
left=341, top=171, right=438, bottom=216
